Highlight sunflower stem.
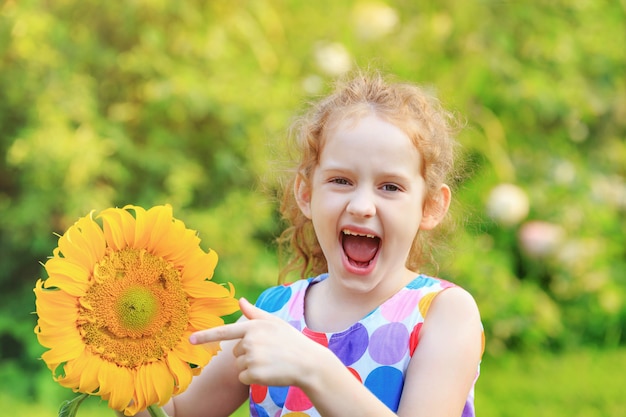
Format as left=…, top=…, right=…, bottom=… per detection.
left=147, top=404, right=170, bottom=417
left=57, top=393, right=89, bottom=417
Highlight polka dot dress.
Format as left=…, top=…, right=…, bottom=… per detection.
left=250, top=274, right=479, bottom=417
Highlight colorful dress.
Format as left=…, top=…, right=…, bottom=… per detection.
left=250, top=273, right=480, bottom=417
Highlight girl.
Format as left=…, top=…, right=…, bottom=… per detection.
left=130, top=71, right=483, bottom=417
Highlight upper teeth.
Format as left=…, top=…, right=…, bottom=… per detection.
left=343, top=230, right=376, bottom=239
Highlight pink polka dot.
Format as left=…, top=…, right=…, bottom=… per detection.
left=285, top=386, right=313, bottom=411
left=288, top=289, right=305, bottom=319
left=381, top=290, right=420, bottom=321
left=439, top=279, right=455, bottom=289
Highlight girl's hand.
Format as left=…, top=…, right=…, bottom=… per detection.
left=190, top=298, right=325, bottom=387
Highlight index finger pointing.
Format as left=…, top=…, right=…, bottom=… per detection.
left=189, top=322, right=249, bottom=345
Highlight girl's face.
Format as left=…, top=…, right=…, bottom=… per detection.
left=296, top=114, right=449, bottom=293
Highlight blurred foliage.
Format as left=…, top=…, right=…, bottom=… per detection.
left=0, top=0, right=625, bottom=410
left=476, top=348, right=626, bottom=417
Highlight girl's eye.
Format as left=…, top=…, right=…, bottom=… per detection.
left=330, top=178, right=350, bottom=185
left=382, top=184, right=401, bottom=192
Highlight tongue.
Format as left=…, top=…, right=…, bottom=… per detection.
left=342, top=234, right=379, bottom=263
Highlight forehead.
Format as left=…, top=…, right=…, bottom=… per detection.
left=319, top=114, right=423, bottom=172
left=323, top=106, right=416, bottom=147
left=322, top=110, right=414, bottom=148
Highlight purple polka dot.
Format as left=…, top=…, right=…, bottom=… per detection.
left=462, top=400, right=475, bottom=417
left=328, top=323, right=368, bottom=366
left=288, top=320, right=302, bottom=331
left=369, top=323, right=409, bottom=365
left=364, top=366, right=404, bottom=411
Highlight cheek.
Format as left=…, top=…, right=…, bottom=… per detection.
left=310, top=195, right=343, bottom=236
left=311, top=188, right=344, bottom=213
left=388, top=203, right=422, bottom=236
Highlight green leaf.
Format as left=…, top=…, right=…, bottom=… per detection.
left=58, top=393, right=89, bottom=417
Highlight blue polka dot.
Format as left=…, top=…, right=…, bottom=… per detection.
left=255, top=285, right=293, bottom=313
left=268, top=385, right=289, bottom=408
left=364, top=366, right=404, bottom=411
left=251, top=402, right=269, bottom=417
left=406, top=275, right=437, bottom=290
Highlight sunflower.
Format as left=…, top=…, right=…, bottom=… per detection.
left=34, top=204, right=239, bottom=416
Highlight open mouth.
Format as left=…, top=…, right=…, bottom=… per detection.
left=341, top=230, right=381, bottom=268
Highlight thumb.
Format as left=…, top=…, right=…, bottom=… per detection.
left=239, top=297, right=275, bottom=321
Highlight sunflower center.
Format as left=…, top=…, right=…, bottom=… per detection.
left=78, top=248, right=190, bottom=368
left=115, top=286, right=158, bottom=332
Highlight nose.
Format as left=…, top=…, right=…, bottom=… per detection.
left=347, top=187, right=376, bottom=218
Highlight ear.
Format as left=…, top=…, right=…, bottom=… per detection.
left=294, top=172, right=313, bottom=219
left=420, top=184, right=451, bottom=230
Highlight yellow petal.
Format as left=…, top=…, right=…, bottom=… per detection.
left=187, top=308, right=224, bottom=332
left=42, top=258, right=90, bottom=296
left=42, top=276, right=89, bottom=297
left=57, top=230, right=93, bottom=271
left=44, top=255, right=90, bottom=281
left=76, top=212, right=106, bottom=262
left=36, top=329, right=77, bottom=351
left=128, top=205, right=150, bottom=248
left=99, top=207, right=137, bottom=250
left=130, top=362, right=174, bottom=413
left=41, top=338, right=85, bottom=371
left=166, top=353, right=193, bottom=394
left=98, top=360, right=134, bottom=411
left=182, top=278, right=231, bottom=299
left=150, top=362, right=176, bottom=406
left=61, top=349, right=100, bottom=393
left=57, top=214, right=104, bottom=269
left=157, top=220, right=200, bottom=265
left=181, top=250, right=218, bottom=283
left=189, top=298, right=239, bottom=328
left=173, top=336, right=213, bottom=367
left=34, top=281, right=80, bottom=326
left=34, top=317, right=71, bottom=335
left=33, top=279, right=78, bottom=308
left=145, top=205, right=174, bottom=253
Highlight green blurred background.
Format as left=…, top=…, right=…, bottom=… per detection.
left=1, top=0, right=625, bottom=416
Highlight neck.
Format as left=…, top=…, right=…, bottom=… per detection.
left=304, top=268, right=416, bottom=333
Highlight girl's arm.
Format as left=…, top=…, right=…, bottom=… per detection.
left=115, top=327, right=249, bottom=417
left=166, top=337, right=249, bottom=417
left=397, top=287, right=484, bottom=417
